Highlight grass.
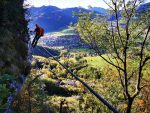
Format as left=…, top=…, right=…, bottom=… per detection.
left=69, top=48, right=94, bottom=54
left=46, top=27, right=76, bottom=37
left=83, top=55, right=110, bottom=68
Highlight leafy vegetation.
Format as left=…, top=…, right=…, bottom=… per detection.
left=11, top=46, right=149, bottom=112
left=47, top=27, right=76, bottom=37
left=75, top=0, right=150, bottom=112
left=1, top=0, right=150, bottom=113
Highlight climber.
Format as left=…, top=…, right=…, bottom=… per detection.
left=32, top=24, right=44, bottom=48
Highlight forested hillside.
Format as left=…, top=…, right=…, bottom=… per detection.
left=28, top=6, right=104, bottom=32
left=0, top=0, right=150, bottom=113
left=28, top=2, right=150, bottom=33
left=0, top=0, right=30, bottom=112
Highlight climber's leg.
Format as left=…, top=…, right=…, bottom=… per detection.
left=33, top=35, right=41, bottom=48
left=32, top=35, right=38, bottom=47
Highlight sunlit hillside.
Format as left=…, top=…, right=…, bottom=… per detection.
left=0, top=0, right=150, bottom=113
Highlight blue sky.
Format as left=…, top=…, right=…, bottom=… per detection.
left=25, top=0, right=150, bottom=9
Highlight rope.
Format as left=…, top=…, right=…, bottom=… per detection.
left=36, top=46, right=120, bottom=113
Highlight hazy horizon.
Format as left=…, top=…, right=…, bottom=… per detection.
left=25, top=0, right=109, bottom=9
left=25, top=0, right=150, bottom=9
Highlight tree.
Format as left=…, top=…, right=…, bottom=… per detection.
left=76, top=0, right=150, bottom=113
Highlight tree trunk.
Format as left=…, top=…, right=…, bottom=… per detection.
left=28, top=87, right=31, bottom=113
left=59, top=100, right=64, bottom=113
left=126, top=98, right=134, bottom=113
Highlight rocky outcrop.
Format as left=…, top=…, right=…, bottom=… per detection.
left=0, top=0, right=30, bottom=112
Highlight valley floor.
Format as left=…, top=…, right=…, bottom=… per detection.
left=13, top=46, right=150, bottom=113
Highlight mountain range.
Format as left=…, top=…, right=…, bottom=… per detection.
left=28, top=2, right=150, bottom=33
left=28, top=6, right=106, bottom=32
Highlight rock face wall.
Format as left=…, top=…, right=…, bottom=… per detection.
left=0, top=0, right=30, bottom=76
left=0, top=0, right=30, bottom=111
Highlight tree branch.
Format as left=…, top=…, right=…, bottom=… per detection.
left=103, top=0, right=115, bottom=11
left=123, top=0, right=129, bottom=17
left=111, top=21, right=124, bottom=63
left=141, top=56, right=150, bottom=67
left=82, top=23, right=125, bottom=72
left=135, top=26, right=150, bottom=95
left=114, top=1, right=124, bottom=46
left=133, top=26, right=149, bottom=39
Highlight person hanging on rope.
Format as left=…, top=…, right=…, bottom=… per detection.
left=32, top=24, right=44, bottom=48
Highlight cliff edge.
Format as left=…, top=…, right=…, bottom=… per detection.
left=0, top=0, right=30, bottom=112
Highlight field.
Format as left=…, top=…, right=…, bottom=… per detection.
left=46, top=27, right=76, bottom=37
left=83, top=56, right=109, bottom=68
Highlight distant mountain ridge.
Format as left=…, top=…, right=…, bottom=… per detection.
left=137, top=2, right=150, bottom=11
left=28, top=2, right=150, bottom=33
left=88, top=7, right=108, bottom=14
left=29, top=6, right=82, bottom=32
left=28, top=6, right=104, bottom=32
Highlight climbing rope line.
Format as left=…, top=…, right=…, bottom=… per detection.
left=36, top=46, right=120, bottom=113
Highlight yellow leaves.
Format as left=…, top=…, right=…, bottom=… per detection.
left=41, top=69, right=53, bottom=78
left=136, top=99, right=145, bottom=107
left=75, top=81, right=84, bottom=89
left=122, top=104, right=128, bottom=109
left=66, top=97, right=77, bottom=103
left=102, top=64, right=118, bottom=79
